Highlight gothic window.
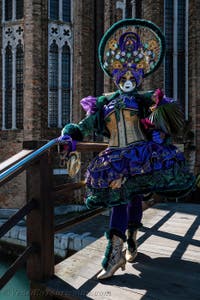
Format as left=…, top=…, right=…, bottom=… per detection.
left=63, top=0, right=71, bottom=22
left=49, top=0, right=71, bottom=21
left=2, top=1, right=24, bottom=130
left=48, top=0, right=72, bottom=128
left=164, top=0, right=173, bottom=97
left=177, top=2, right=185, bottom=107
left=50, top=0, right=59, bottom=20
left=5, top=0, right=12, bottom=21
left=48, top=41, right=59, bottom=127
left=4, top=0, right=24, bottom=21
left=16, top=0, right=24, bottom=20
left=62, top=43, right=70, bottom=125
left=16, top=42, right=24, bottom=129
left=164, top=0, right=186, bottom=110
left=5, top=44, right=13, bottom=129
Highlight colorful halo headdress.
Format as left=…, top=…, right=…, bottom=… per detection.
left=98, top=18, right=166, bottom=78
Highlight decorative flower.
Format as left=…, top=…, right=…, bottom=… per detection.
left=108, top=39, right=118, bottom=50
left=137, top=59, right=147, bottom=70
left=113, top=61, right=123, bottom=69
left=148, top=39, right=157, bottom=50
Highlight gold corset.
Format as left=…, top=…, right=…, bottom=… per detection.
left=105, top=110, right=146, bottom=147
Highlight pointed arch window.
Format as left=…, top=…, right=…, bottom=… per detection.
left=5, top=44, right=13, bottom=129
left=164, top=0, right=173, bottom=97
left=2, top=1, right=24, bottom=130
left=62, top=42, right=70, bottom=125
left=63, top=0, right=71, bottom=22
left=16, top=41, right=24, bottom=129
left=48, top=40, right=59, bottom=127
left=49, top=0, right=71, bottom=22
left=16, top=0, right=24, bottom=20
left=164, top=0, right=187, bottom=114
left=5, top=0, right=12, bottom=21
left=4, top=0, right=24, bottom=21
left=49, top=0, right=59, bottom=20
left=48, top=0, right=72, bottom=127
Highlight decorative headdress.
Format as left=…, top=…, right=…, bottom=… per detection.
left=98, top=18, right=165, bottom=79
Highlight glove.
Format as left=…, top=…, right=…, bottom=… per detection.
left=152, top=131, right=165, bottom=144
left=57, top=134, right=77, bottom=152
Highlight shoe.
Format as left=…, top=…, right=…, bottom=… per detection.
left=97, top=230, right=126, bottom=280
left=126, top=229, right=138, bottom=262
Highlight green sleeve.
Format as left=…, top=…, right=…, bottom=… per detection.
left=62, top=95, right=108, bottom=140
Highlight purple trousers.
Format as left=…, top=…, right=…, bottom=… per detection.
left=110, top=195, right=143, bottom=235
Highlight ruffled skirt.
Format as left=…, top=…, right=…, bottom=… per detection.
left=84, top=141, right=195, bottom=208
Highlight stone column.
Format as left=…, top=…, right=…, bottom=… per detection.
left=72, top=0, right=96, bottom=123
left=23, top=0, right=48, bottom=140
left=140, top=0, right=164, bottom=90
left=104, top=0, right=123, bottom=93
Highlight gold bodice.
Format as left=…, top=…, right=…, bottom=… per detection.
left=105, top=109, right=146, bottom=147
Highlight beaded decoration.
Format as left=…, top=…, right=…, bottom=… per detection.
left=98, top=18, right=165, bottom=78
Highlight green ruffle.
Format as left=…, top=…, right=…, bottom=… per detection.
left=85, top=168, right=196, bottom=208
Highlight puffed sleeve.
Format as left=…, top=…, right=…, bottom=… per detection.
left=61, top=95, right=108, bottom=140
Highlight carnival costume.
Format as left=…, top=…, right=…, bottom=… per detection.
left=61, top=19, right=195, bottom=279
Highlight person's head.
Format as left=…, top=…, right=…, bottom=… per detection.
left=112, top=67, right=144, bottom=92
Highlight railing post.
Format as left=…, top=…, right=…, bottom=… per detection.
left=26, top=150, right=54, bottom=300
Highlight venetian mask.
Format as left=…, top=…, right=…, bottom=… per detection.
left=120, top=70, right=143, bottom=92
left=113, top=68, right=144, bottom=92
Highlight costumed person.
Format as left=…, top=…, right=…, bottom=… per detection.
left=59, top=19, right=195, bottom=280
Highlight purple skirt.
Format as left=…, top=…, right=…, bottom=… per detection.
left=85, top=141, right=186, bottom=189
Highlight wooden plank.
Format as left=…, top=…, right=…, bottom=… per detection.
left=0, top=150, right=33, bottom=173
left=46, top=204, right=200, bottom=300
left=26, top=152, right=54, bottom=300
left=76, top=142, right=107, bottom=152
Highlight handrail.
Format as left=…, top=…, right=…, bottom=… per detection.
left=0, top=139, right=108, bottom=187
left=0, top=138, right=58, bottom=187
left=0, top=138, right=108, bottom=295
left=0, top=149, right=33, bottom=173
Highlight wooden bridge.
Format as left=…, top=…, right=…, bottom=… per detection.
left=0, top=140, right=200, bottom=300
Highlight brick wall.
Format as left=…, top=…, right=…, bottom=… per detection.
left=72, top=0, right=96, bottom=123
left=23, top=0, right=48, bottom=140
left=188, top=0, right=200, bottom=173
left=103, top=0, right=123, bottom=93
left=0, top=0, right=2, bottom=128
left=0, top=0, right=49, bottom=208
left=0, top=131, right=26, bottom=208
left=1, top=0, right=200, bottom=209
left=141, top=0, right=164, bottom=91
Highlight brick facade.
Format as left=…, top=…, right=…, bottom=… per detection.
left=188, top=0, right=200, bottom=172
left=0, top=0, right=200, bottom=208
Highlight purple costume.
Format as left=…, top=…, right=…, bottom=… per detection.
left=61, top=19, right=196, bottom=279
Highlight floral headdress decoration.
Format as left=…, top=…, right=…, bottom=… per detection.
left=98, top=18, right=165, bottom=80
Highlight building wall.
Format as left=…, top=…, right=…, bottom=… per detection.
left=0, top=0, right=200, bottom=208
left=72, top=0, right=96, bottom=123
left=23, top=0, right=48, bottom=140
left=188, top=0, right=200, bottom=172
left=141, top=0, right=164, bottom=91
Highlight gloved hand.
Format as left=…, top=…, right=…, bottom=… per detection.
left=57, top=134, right=77, bottom=153
left=152, top=131, right=165, bottom=144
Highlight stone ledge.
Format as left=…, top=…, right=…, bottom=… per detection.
left=0, top=225, right=98, bottom=258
